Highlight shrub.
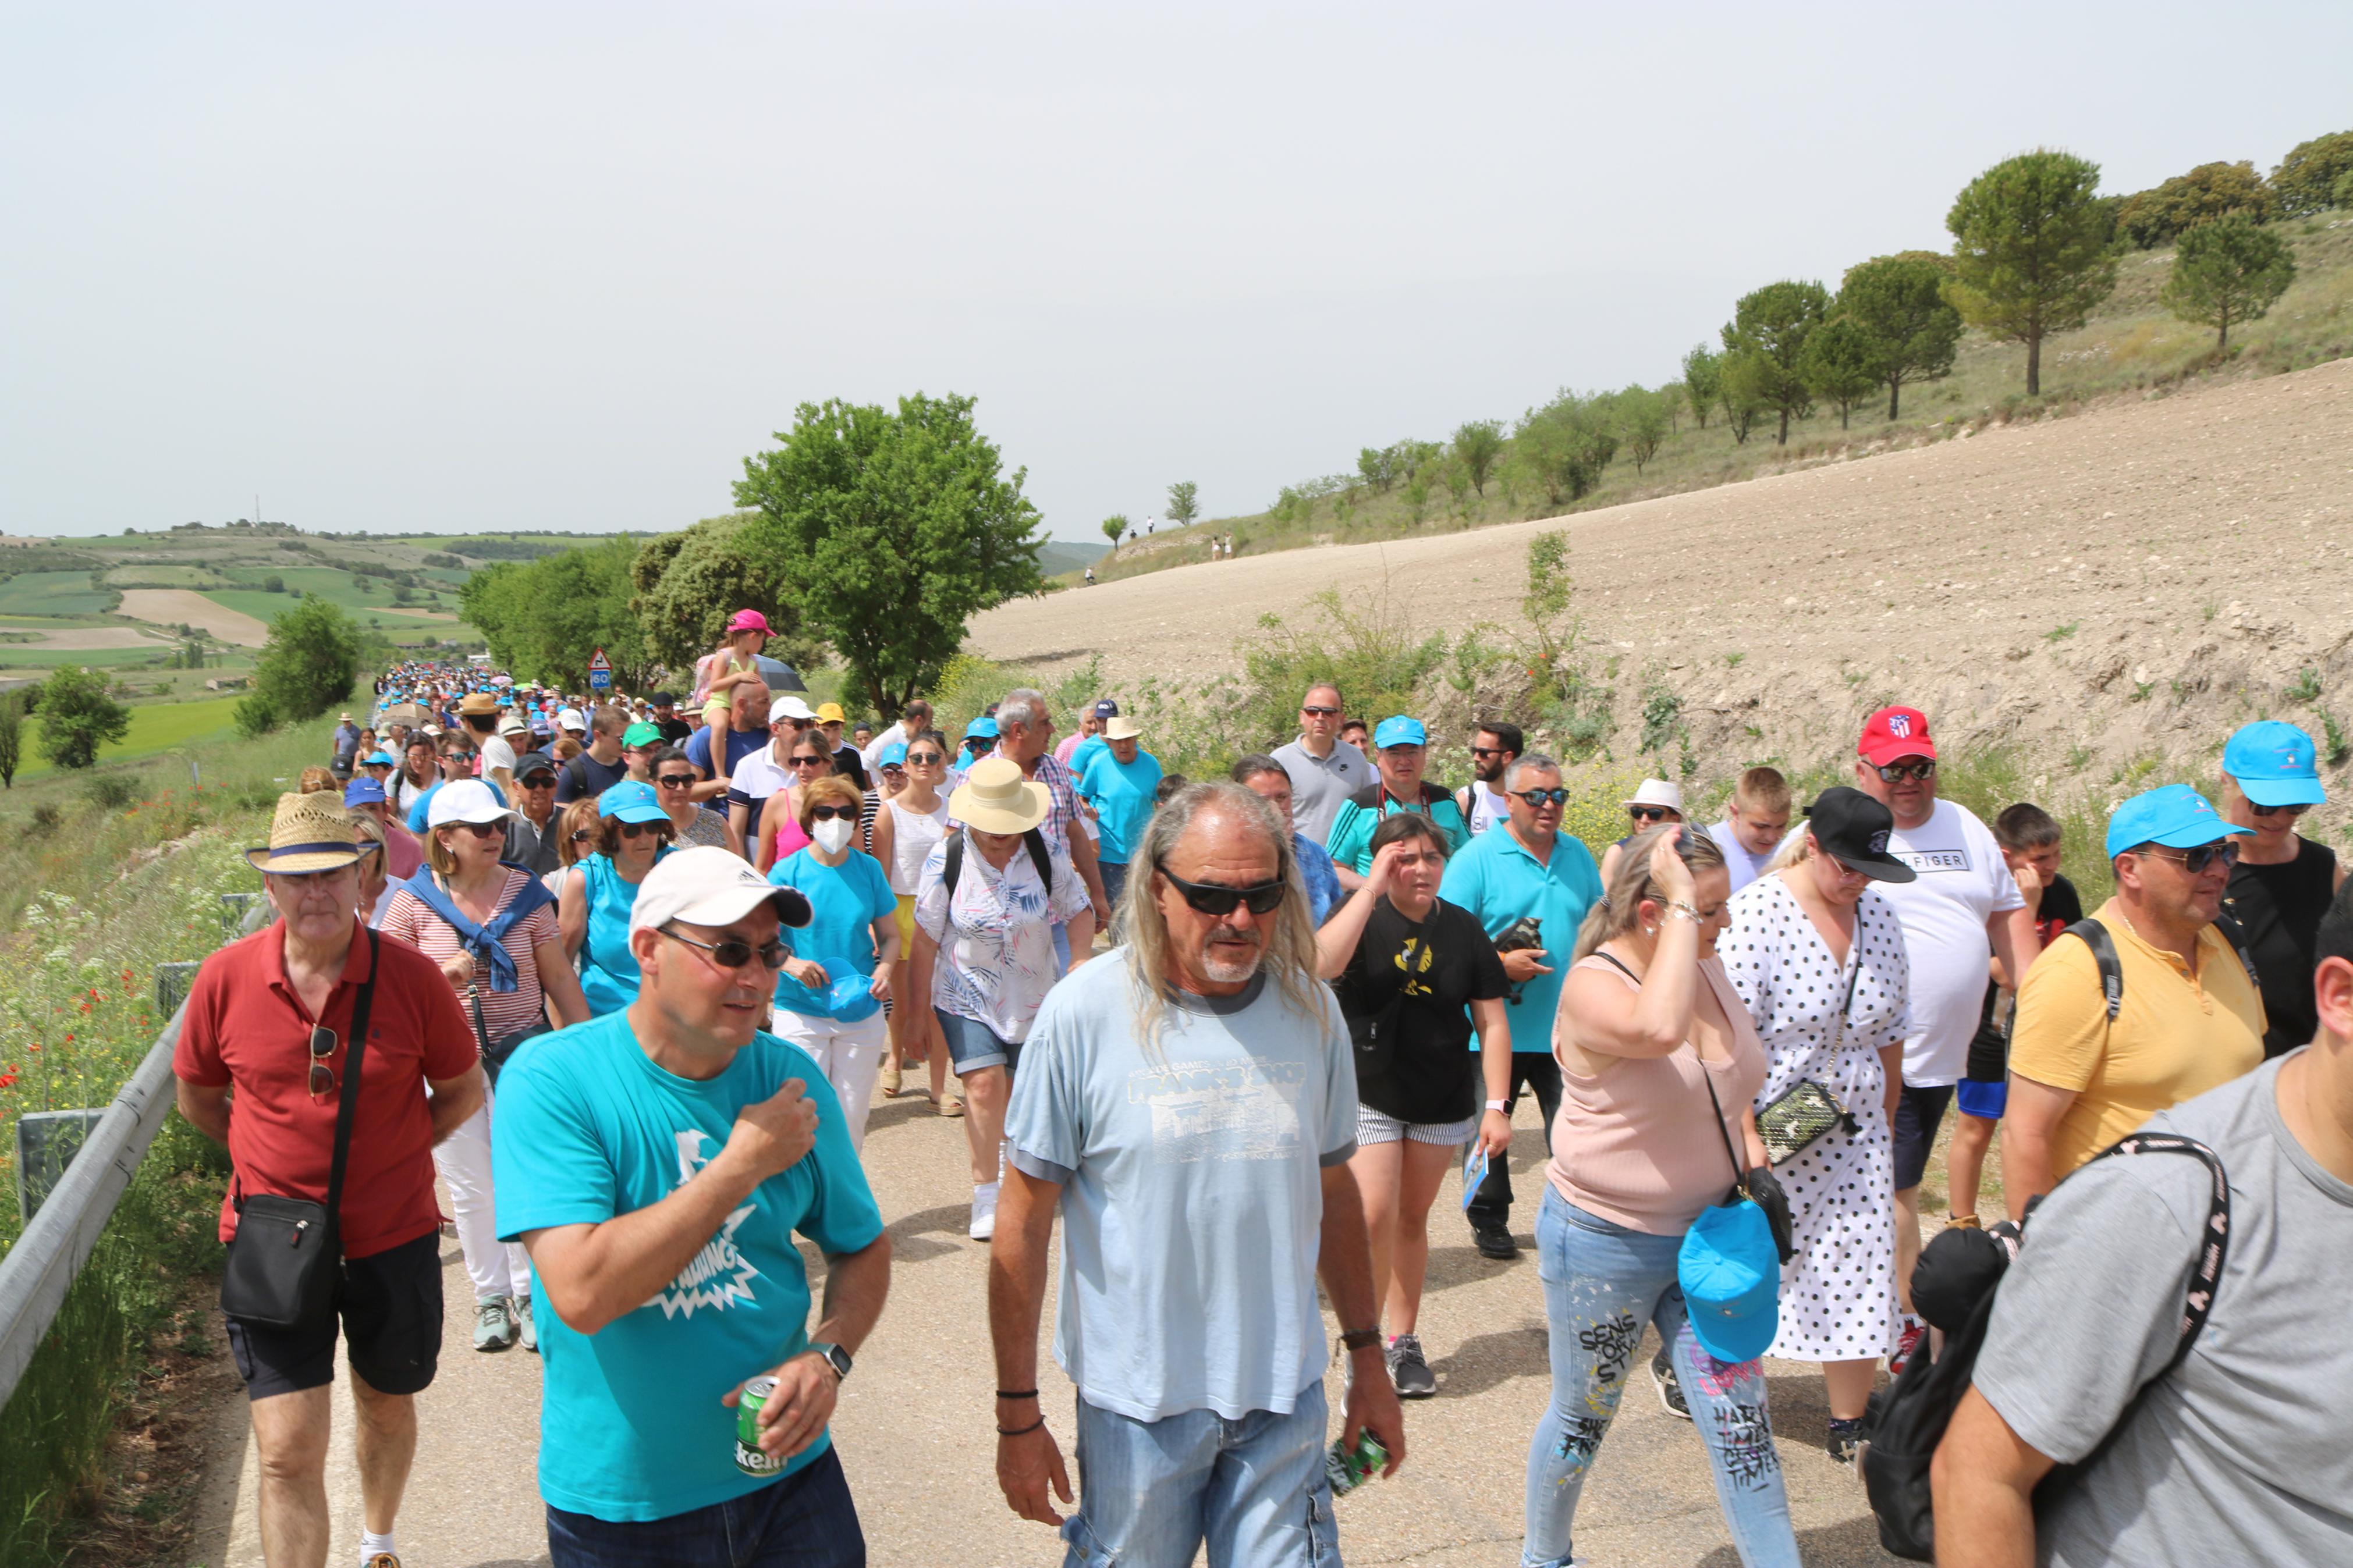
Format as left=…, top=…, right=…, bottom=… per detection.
left=85, top=774, right=137, bottom=810
left=34, top=665, right=130, bottom=770
left=2270, top=130, right=2353, bottom=216
left=2115, top=160, right=2275, bottom=248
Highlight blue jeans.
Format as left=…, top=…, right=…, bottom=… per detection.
left=1098, top=859, right=1130, bottom=911
left=1523, top=1189, right=1797, bottom=1568
left=546, top=1445, right=863, bottom=1567
left=1062, top=1382, right=1340, bottom=1568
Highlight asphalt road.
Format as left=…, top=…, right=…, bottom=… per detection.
left=191, top=1089, right=1908, bottom=1567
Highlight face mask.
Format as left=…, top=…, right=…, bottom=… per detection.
left=811, top=817, right=854, bottom=855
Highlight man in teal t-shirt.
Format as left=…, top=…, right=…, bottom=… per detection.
left=494, top=847, right=890, bottom=1563
left=1076, top=717, right=1163, bottom=912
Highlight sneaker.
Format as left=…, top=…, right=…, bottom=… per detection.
left=969, top=1182, right=1000, bottom=1241
left=1387, top=1334, right=1436, bottom=1399
left=473, top=1297, right=517, bottom=1353
left=514, top=1295, right=537, bottom=1354
left=1651, top=1347, right=1692, bottom=1421
left=1889, top=1315, right=1927, bottom=1378
left=1827, top=1416, right=1867, bottom=1466
left=1472, top=1221, right=1519, bottom=1261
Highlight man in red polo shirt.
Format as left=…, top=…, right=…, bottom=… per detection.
left=176, top=791, right=482, bottom=1568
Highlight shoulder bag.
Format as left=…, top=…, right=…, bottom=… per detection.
left=1754, top=912, right=1865, bottom=1167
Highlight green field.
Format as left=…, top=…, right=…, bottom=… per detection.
left=13, top=694, right=246, bottom=781
left=0, top=613, right=119, bottom=629
left=0, top=571, right=118, bottom=616
left=0, top=643, right=178, bottom=672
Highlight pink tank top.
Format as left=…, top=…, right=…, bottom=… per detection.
left=1546, top=953, right=1767, bottom=1235
left=772, top=814, right=811, bottom=861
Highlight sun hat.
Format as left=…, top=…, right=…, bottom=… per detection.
left=2222, top=720, right=2326, bottom=808
left=340, top=712, right=354, bottom=723
left=458, top=691, right=502, bottom=717
left=426, top=778, right=514, bottom=829
left=1103, top=716, right=1143, bottom=741
left=947, top=757, right=1050, bottom=835
left=597, top=780, right=670, bottom=826
left=1372, top=715, right=1426, bottom=749
left=498, top=712, right=531, bottom=737
left=726, top=609, right=772, bottom=636
left=769, top=694, right=816, bottom=724
left=878, top=741, right=909, bottom=768
left=1803, top=787, right=1918, bottom=882
left=1858, top=705, right=1937, bottom=767
left=628, top=846, right=813, bottom=933
left=1091, top=699, right=1120, bottom=720
left=964, top=716, right=1000, bottom=741
left=244, top=791, right=365, bottom=874
left=342, top=777, right=387, bottom=808
left=1677, top=1198, right=1781, bottom=1363
left=622, top=721, right=663, bottom=749
left=1625, top=778, right=1685, bottom=813
left=2106, top=784, right=2251, bottom=860
left=814, top=702, right=846, bottom=724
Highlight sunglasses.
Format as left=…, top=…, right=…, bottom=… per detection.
left=446, top=821, right=503, bottom=840
left=1514, top=788, right=1570, bottom=807
left=808, top=803, right=856, bottom=822
left=656, top=774, right=695, bottom=791
left=308, top=1025, right=338, bottom=1100
left=1471, top=746, right=1506, bottom=759
left=570, top=828, right=594, bottom=842
left=659, top=927, right=790, bottom=971
left=2139, top=841, right=2241, bottom=874
left=2249, top=801, right=2311, bottom=818
left=790, top=756, right=829, bottom=769
left=1872, top=761, right=1937, bottom=783
left=906, top=752, right=945, bottom=766
left=1155, top=863, right=1287, bottom=916
left=616, top=821, right=672, bottom=842
left=1628, top=805, right=1674, bottom=823
left=519, top=774, right=558, bottom=789
left=1300, top=705, right=1340, bottom=717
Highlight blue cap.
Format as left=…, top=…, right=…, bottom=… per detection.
left=597, top=780, right=670, bottom=824
left=2106, top=784, right=2252, bottom=859
left=1372, top=715, right=1425, bottom=749
left=821, top=959, right=882, bottom=1023
left=964, top=716, right=999, bottom=740
left=878, top=741, right=908, bottom=767
left=1091, top=699, right=1120, bottom=720
left=1678, top=1199, right=1781, bottom=1364
left=342, top=777, right=386, bottom=807
left=363, top=750, right=398, bottom=766
left=2223, top=721, right=2326, bottom=809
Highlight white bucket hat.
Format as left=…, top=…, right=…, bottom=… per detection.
left=1624, top=779, right=1684, bottom=813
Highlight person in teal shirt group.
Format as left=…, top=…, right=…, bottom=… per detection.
left=496, top=847, right=889, bottom=1565
left=1436, top=750, right=1602, bottom=1261
left=1324, top=716, right=1468, bottom=883
left=559, top=780, right=675, bottom=1016
left=1075, top=716, right=1163, bottom=913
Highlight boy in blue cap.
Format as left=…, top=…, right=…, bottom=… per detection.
left=2217, top=720, right=2345, bottom=1057
left=1323, top=716, right=1468, bottom=881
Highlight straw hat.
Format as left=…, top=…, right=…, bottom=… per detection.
left=244, top=791, right=365, bottom=873
left=1103, top=716, right=1142, bottom=741
left=947, top=757, right=1050, bottom=835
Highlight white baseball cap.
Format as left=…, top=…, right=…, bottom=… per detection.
left=425, top=778, right=514, bottom=827
left=629, top=845, right=814, bottom=933
left=768, top=694, right=816, bottom=724
left=556, top=706, right=587, bottom=732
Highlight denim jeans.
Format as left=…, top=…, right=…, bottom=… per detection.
left=1522, top=1188, right=1798, bottom=1568
left=1062, top=1382, right=1340, bottom=1568
left=545, top=1445, right=863, bottom=1567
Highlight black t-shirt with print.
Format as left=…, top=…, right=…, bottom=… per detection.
left=1335, top=896, right=1509, bottom=1123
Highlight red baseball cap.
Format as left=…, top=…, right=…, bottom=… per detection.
left=1858, top=706, right=1937, bottom=767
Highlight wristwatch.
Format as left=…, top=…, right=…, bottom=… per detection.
left=808, top=1341, right=853, bottom=1381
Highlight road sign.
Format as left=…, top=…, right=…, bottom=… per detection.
left=588, top=648, right=612, bottom=692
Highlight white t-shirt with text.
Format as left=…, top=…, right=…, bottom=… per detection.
left=1875, top=798, right=2025, bottom=1085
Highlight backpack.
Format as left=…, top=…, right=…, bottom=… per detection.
left=1858, top=1132, right=2230, bottom=1560
left=2065, top=918, right=2260, bottom=1022
left=942, top=827, right=1053, bottom=901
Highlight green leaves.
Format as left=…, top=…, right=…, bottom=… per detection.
left=1946, top=149, right=2119, bottom=395
left=1797, top=315, right=1882, bottom=429
left=1451, top=420, right=1505, bottom=496
left=1165, top=481, right=1199, bottom=527
left=460, top=539, right=651, bottom=691
left=2162, top=215, right=2296, bottom=350
left=1678, top=345, right=1722, bottom=429
left=1721, top=280, right=1830, bottom=443
left=1513, top=392, right=1618, bottom=507
left=2269, top=130, right=2353, bottom=218
left=1837, top=253, right=1961, bottom=419
left=34, top=666, right=130, bottom=771
left=236, top=596, right=363, bottom=735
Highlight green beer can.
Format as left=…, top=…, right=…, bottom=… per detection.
left=736, top=1375, right=785, bottom=1477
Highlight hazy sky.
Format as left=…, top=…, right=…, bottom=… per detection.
left=6, top=4, right=2347, bottom=541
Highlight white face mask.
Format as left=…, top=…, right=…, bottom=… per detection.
left=811, top=817, right=854, bottom=855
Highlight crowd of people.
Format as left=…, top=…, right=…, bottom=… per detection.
left=172, top=622, right=2353, bottom=1568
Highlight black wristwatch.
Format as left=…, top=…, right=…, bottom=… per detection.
left=808, top=1341, right=853, bottom=1381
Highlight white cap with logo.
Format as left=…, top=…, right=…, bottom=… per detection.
left=628, top=845, right=813, bottom=934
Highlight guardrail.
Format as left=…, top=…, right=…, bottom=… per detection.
left=0, top=965, right=199, bottom=1410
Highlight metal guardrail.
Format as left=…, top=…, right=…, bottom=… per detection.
left=0, top=969, right=198, bottom=1410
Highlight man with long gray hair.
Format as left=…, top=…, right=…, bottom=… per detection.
left=988, top=783, right=1403, bottom=1566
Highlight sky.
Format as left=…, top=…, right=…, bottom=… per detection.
left=5, top=3, right=2348, bottom=542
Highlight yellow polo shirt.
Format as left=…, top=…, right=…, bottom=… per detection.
left=2008, top=897, right=2265, bottom=1179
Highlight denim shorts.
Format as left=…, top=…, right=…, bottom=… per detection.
left=935, top=1008, right=1023, bottom=1076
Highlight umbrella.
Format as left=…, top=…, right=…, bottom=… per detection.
left=379, top=702, right=431, bottom=726
left=754, top=655, right=807, bottom=692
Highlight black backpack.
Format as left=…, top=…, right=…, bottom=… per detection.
left=2065, top=917, right=2260, bottom=1022
left=1858, top=1131, right=2230, bottom=1560
left=942, top=827, right=1053, bottom=899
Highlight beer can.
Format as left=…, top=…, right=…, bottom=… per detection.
left=735, top=1375, right=785, bottom=1477
left=1324, top=1431, right=1387, bottom=1496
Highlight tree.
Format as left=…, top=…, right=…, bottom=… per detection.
left=1451, top=420, right=1506, bottom=496
left=628, top=512, right=819, bottom=672
left=1840, top=252, right=1962, bottom=419
left=0, top=693, right=20, bottom=787
left=235, top=596, right=362, bottom=736
left=462, top=539, right=654, bottom=691
left=1718, top=351, right=1770, bottom=445
left=261, top=574, right=285, bottom=593
left=1679, top=344, right=1722, bottom=429
left=1165, top=481, right=1199, bottom=527
left=2114, top=161, right=2274, bottom=248
left=1357, top=446, right=1397, bottom=493
left=1617, top=387, right=1672, bottom=472
left=734, top=392, right=1045, bottom=716
left=34, top=664, right=130, bottom=770
left=1101, top=514, right=1129, bottom=553
left=1513, top=392, right=1618, bottom=507
left=1720, top=280, right=1830, bottom=443
left=2162, top=215, right=2296, bottom=350
left=1798, top=315, right=1882, bottom=429
left=2270, top=130, right=2353, bottom=217
left=1946, top=149, right=2119, bottom=396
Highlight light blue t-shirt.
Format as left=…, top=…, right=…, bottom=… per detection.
left=766, top=848, right=897, bottom=1017
left=1003, top=954, right=1358, bottom=1424
left=492, top=1014, right=885, bottom=1523
left=1436, top=824, right=1602, bottom=1053
left=1076, top=748, right=1163, bottom=865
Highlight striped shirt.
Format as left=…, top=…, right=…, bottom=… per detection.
left=378, top=869, right=561, bottom=1044
left=988, top=745, right=1084, bottom=858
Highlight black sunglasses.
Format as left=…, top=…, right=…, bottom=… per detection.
left=1514, top=788, right=1570, bottom=807
left=1628, top=805, right=1674, bottom=823
left=906, top=751, right=945, bottom=765
left=809, top=803, right=856, bottom=822
left=790, top=755, right=829, bottom=769
left=1872, top=760, right=1937, bottom=783
left=2249, top=801, right=2311, bottom=819
left=655, top=774, right=695, bottom=791
left=659, top=927, right=790, bottom=971
left=308, top=1026, right=338, bottom=1100
left=1300, top=704, right=1340, bottom=717
left=1470, top=746, right=1507, bottom=759
left=519, top=773, right=558, bottom=789
left=569, top=827, right=594, bottom=842
left=2139, top=841, right=2241, bottom=874
left=616, top=821, right=672, bottom=841
left=1155, top=863, right=1287, bottom=916
left=446, top=820, right=503, bottom=840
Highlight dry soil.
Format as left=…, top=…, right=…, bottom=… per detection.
left=116, top=588, right=271, bottom=647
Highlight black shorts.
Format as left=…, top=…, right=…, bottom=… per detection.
left=225, top=1229, right=443, bottom=1400
left=1891, top=1083, right=1957, bottom=1192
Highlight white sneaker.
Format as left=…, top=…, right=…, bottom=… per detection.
left=970, top=1181, right=1000, bottom=1240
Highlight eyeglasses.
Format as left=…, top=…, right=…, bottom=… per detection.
left=1471, top=746, right=1506, bottom=759
left=1628, top=805, right=1674, bottom=823
left=906, top=752, right=945, bottom=766
left=656, top=775, right=695, bottom=791
left=659, top=927, right=790, bottom=971
left=790, top=756, right=829, bottom=770
left=308, top=1026, right=338, bottom=1100
left=446, top=821, right=503, bottom=840
left=616, top=821, right=672, bottom=842
left=808, top=803, right=855, bottom=822
left=1872, top=761, right=1937, bottom=783
left=2249, top=801, right=2311, bottom=819
left=1300, top=705, right=1340, bottom=717
left=519, top=774, right=558, bottom=789
left=2138, top=841, right=2241, bottom=874
left=1513, top=788, right=1570, bottom=807
left=1154, top=863, right=1287, bottom=916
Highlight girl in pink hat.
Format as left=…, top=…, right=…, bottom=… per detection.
left=693, top=609, right=771, bottom=765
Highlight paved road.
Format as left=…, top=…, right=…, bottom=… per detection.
left=192, top=1090, right=1908, bottom=1567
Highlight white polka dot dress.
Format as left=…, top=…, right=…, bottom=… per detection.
left=1719, top=872, right=1912, bottom=1363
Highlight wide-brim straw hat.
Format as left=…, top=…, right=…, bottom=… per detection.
left=244, top=790, right=365, bottom=873
left=947, top=757, right=1050, bottom=835
left=1102, top=716, right=1142, bottom=741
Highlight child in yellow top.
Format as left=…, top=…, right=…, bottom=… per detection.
left=697, top=610, right=771, bottom=766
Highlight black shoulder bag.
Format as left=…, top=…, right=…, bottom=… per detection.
left=219, top=931, right=379, bottom=1331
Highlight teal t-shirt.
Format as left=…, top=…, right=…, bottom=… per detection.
left=766, top=848, right=897, bottom=1016
left=1076, top=748, right=1164, bottom=865
left=1324, top=784, right=1469, bottom=874
left=577, top=852, right=662, bottom=1016
left=492, top=1014, right=885, bottom=1523
left=1436, top=824, right=1602, bottom=1054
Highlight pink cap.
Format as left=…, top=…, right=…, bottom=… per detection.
left=726, top=609, right=771, bottom=635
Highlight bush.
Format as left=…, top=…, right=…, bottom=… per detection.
left=33, top=665, right=130, bottom=770
left=247, top=597, right=360, bottom=728
left=2114, top=160, right=2274, bottom=248
left=84, top=774, right=137, bottom=810
left=2270, top=130, right=2353, bottom=216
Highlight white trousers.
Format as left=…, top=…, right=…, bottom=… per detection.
left=770, top=1008, right=890, bottom=1151
left=432, top=1096, right=530, bottom=1302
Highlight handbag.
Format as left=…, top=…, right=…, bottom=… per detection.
left=466, top=983, right=549, bottom=1089
left=1754, top=928, right=1865, bottom=1167
left=219, top=930, right=379, bottom=1331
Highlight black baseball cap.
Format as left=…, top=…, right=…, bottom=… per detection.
left=1804, top=787, right=1917, bottom=882
left=648, top=692, right=677, bottom=708
left=513, top=750, right=558, bottom=784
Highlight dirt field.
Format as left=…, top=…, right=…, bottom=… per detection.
left=0, top=625, right=171, bottom=650
left=116, top=588, right=271, bottom=647
left=375, top=606, right=459, bottom=620
left=974, top=359, right=2353, bottom=792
